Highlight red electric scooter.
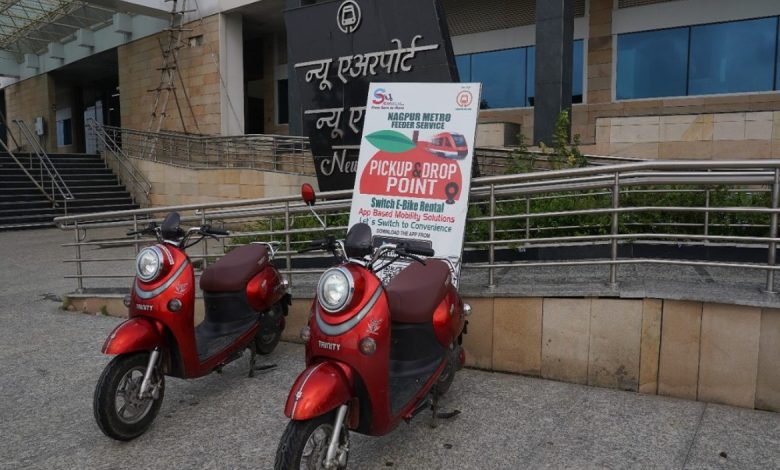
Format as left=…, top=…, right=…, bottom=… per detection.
left=274, top=185, right=470, bottom=469
left=94, top=212, right=290, bottom=441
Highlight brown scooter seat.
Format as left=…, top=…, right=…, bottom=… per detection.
left=385, top=260, right=450, bottom=323
left=200, top=244, right=269, bottom=292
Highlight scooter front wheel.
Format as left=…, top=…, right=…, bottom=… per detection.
left=93, top=352, right=165, bottom=441
left=274, top=410, right=349, bottom=470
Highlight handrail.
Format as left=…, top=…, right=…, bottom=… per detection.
left=13, top=119, right=74, bottom=201
left=87, top=118, right=152, bottom=206
left=0, top=110, right=22, bottom=154
left=54, top=159, right=780, bottom=297
left=93, top=123, right=315, bottom=175
left=11, top=119, right=73, bottom=215
left=0, top=136, right=55, bottom=203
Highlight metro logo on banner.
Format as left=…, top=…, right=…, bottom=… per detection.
left=349, top=82, right=482, bottom=285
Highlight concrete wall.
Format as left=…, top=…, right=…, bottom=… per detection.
left=3, top=74, right=57, bottom=152
left=281, top=296, right=780, bottom=412
left=588, top=111, right=780, bottom=159
left=109, top=157, right=316, bottom=207
left=76, top=292, right=780, bottom=411
left=118, top=14, right=222, bottom=135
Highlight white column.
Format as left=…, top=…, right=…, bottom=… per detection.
left=219, top=12, right=245, bottom=135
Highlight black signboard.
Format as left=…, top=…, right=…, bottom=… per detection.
left=285, top=0, right=458, bottom=191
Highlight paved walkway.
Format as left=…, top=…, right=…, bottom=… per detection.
left=1, top=228, right=780, bottom=469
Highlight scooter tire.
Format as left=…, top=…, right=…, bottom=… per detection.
left=434, top=348, right=458, bottom=398
left=93, top=352, right=165, bottom=441
left=274, top=411, right=349, bottom=470
left=256, top=303, right=284, bottom=355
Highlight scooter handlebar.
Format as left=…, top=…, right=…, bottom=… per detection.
left=297, top=236, right=336, bottom=253
left=398, top=241, right=435, bottom=257
left=200, top=224, right=229, bottom=236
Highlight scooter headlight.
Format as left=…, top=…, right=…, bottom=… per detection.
left=317, top=267, right=354, bottom=313
left=136, top=247, right=163, bottom=282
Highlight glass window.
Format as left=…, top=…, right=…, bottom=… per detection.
left=455, top=55, right=471, bottom=82
left=572, top=40, right=584, bottom=103
left=526, top=46, right=535, bottom=106
left=617, top=27, right=689, bottom=99
left=458, top=40, right=583, bottom=108
left=471, top=48, right=526, bottom=109
left=777, top=19, right=780, bottom=90
left=56, top=118, right=72, bottom=147
left=689, top=17, right=778, bottom=95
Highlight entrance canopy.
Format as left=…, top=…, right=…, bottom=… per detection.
left=0, top=0, right=169, bottom=78
left=1, top=1, right=119, bottom=57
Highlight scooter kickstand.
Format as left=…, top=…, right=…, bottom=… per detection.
left=253, top=363, right=277, bottom=373
left=247, top=343, right=278, bottom=377
left=430, top=395, right=461, bottom=429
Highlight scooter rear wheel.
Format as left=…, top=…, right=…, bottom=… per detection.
left=93, top=352, right=165, bottom=441
left=274, top=410, right=349, bottom=470
left=256, top=303, right=284, bottom=355
left=434, top=346, right=458, bottom=398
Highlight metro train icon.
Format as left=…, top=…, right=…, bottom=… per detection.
left=424, top=132, right=469, bottom=159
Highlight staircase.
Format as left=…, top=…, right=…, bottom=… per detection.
left=0, top=152, right=138, bottom=230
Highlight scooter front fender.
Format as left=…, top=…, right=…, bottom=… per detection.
left=102, top=317, right=165, bottom=355
left=285, top=362, right=354, bottom=421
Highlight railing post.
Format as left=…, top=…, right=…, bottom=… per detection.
left=74, top=221, right=83, bottom=293
left=273, top=137, right=278, bottom=171
left=704, top=188, right=710, bottom=244
left=285, top=201, right=292, bottom=288
left=609, top=172, right=620, bottom=287
left=525, top=196, right=530, bottom=242
left=765, top=168, right=779, bottom=294
left=201, top=210, right=209, bottom=270
left=133, top=214, right=140, bottom=254
left=488, top=184, right=496, bottom=288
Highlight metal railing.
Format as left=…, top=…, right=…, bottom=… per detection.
left=88, top=119, right=152, bottom=207
left=54, top=159, right=780, bottom=295
left=92, top=122, right=315, bottom=175
left=473, top=147, right=642, bottom=176
left=11, top=119, right=74, bottom=210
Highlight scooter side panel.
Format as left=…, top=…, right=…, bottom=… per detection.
left=246, top=265, right=287, bottom=312
left=102, top=317, right=165, bottom=354
left=130, top=246, right=199, bottom=376
left=431, top=285, right=466, bottom=346
left=285, top=361, right=354, bottom=420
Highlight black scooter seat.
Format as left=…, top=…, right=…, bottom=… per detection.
left=200, top=244, right=269, bottom=292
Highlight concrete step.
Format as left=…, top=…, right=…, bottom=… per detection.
left=0, top=167, right=113, bottom=176
left=0, top=221, right=56, bottom=230
left=0, top=172, right=116, bottom=183
left=0, top=152, right=138, bottom=231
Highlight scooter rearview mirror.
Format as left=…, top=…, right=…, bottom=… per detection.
left=301, top=183, right=316, bottom=206
left=300, top=183, right=326, bottom=229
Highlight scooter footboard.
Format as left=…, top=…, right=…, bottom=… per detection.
left=102, top=317, right=165, bottom=355
left=285, top=362, right=353, bottom=421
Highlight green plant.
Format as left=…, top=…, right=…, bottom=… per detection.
left=99, top=305, right=109, bottom=316
left=506, top=109, right=587, bottom=174
left=508, top=132, right=535, bottom=173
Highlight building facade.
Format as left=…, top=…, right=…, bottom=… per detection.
left=2, top=0, right=780, bottom=159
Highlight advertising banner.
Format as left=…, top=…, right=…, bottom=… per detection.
left=348, top=82, right=482, bottom=284
left=284, top=0, right=458, bottom=191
